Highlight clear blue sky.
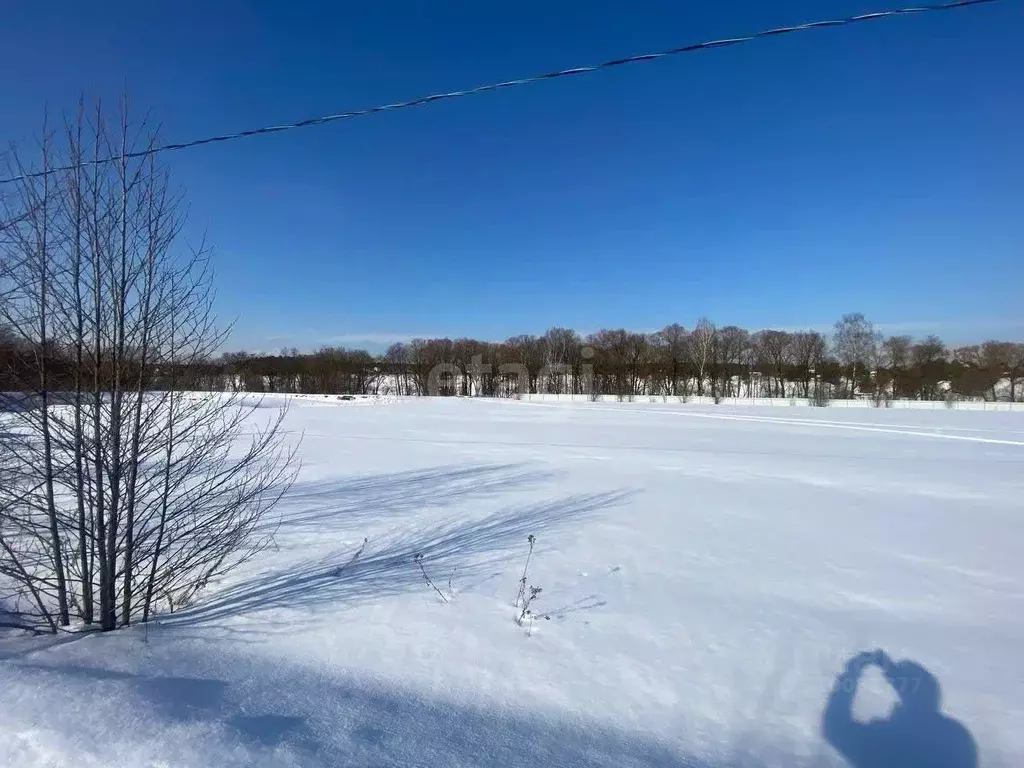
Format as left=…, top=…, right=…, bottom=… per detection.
left=3, top=0, right=1022, bottom=352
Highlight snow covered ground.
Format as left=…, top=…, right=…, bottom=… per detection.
left=2, top=397, right=1022, bottom=767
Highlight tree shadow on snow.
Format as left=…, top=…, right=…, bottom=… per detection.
left=6, top=643, right=990, bottom=767
left=10, top=660, right=313, bottom=751
left=168, top=488, right=632, bottom=626
left=822, top=650, right=977, bottom=768
left=271, top=463, right=554, bottom=533
left=7, top=650, right=718, bottom=767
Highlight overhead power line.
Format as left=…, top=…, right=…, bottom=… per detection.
left=0, top=0, right=1004, bottom=186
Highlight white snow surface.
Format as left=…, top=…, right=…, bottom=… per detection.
left=2, top=397, right=1022, bottom=767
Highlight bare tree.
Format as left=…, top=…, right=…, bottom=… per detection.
left=452, top=338, right=486, bottom=396
left=408, top=338, right=456, bottom=395
left=710, top=326, right=749, bottom=399
left=652, top=324, right=688, bottom=397
left=753, top=330, right=792, bottom=398
left=832, top=313, right=880, bottom=399
left=953, top=344, right=1000, bottom=401
left=382, top=342, right=412, bottom=395
left=1006, top=343, right=1024, bottom=402
left=585, top=330, right=652, bottom=400
left=688, top=317, right=715, bottom=396
left=789, top=331, right=827, bottom=398
left=910, top=335, right=947, bottom=401
left=978, top=341, right=1024, bottom=402
left=539, top=327, right=580, bottom=394
left=0, top=101, right=297, bottom=632
left=504, top=335, right=544, bottom=395
left=881, top=335, right=912, bottom=398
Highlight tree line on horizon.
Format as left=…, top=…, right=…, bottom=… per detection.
left=8, top=313, right=1019, bottom=402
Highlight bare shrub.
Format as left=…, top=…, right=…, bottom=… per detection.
left=0, top=100, right=297, bottom=632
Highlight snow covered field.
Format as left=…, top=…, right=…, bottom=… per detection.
left=2, top=396, right=1022, bottom=767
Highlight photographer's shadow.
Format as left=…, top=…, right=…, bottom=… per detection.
left=822, top=650, right=977, bottom=768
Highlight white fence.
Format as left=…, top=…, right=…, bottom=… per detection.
left=519, top=393, right=1024, bottom=412
left=172, top=391, right=1024, bottom=413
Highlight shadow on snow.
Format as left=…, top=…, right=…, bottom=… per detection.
left=8, top=650, right=687, bottom=767
left=271, top=462, right=555, bottom=532
left=6, top=644, right=985, bottom=767
left=822, top=649, right=977, bottom=768
left=167, top=462, right=630, bottom=625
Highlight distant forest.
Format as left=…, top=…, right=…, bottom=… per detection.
left=4, top=313, right=1021, bottom=403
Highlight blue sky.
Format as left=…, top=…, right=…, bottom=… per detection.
left=2, top=0, right=1022, bottom=352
